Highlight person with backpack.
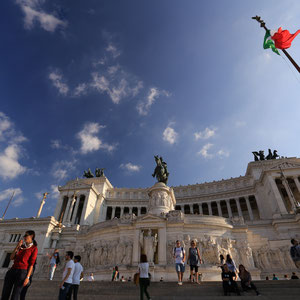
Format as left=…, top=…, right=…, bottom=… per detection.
left=187, top=240, right=202, bottom=284
left=48, top=249, right=60, bottom=280
left=173, top=240, right=186, bottom=286
left=290, top=239, right=300, bottom=268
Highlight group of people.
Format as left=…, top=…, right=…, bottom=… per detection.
left=57, top=251, right=84, bottom=300
left=0, top=230, right=84, bottom=300
left=172, top=240, right=261, bottom=296
left=2, top=232, right=300, bottom=300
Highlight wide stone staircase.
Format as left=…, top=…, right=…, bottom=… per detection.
left=0, top=280, right=300, bottom=299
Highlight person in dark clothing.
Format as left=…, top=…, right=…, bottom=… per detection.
left=187, top=240, right=202, bottom=284
left=291, top=272, right=299, bottom=279
left=1, top=230, right=38, bottom=300
left=221, top=264, right=241, bottom=296
left=238, top=264, right=260, bottom=296
left=290, top=239, right=300, bottom=268
left=20, top=263, right=36, bottom=300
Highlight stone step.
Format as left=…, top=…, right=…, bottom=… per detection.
left=1, top=280, right=300, bottom=300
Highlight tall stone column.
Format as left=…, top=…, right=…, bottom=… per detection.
left=245, top=196, right=254, bottom=221
left=132, top=229, right=140, bottom=266
left=208, top=202, right=212, bottom=215
left=62, top=197, right=71, bottom=223
left=129, top=207, right=133, bottom=214
left=190, top=205, right=193, bottom=214
left=66, top=196, right=76, bottom=223
left=282, top=180, right=296, bottom=211
left=226, top=200, right=233, bottom=218
left=138, top=207, right=141, bottom=216
left=111, top=206, right=116, bottom=219
left=293, top=177, right=300, bottom=194
left=120, top=207, right=124, bottom=217
left=235, top=198, right=243, bottom=217
left=158, top=227, right=167, bottom=265
left=199, top=204, right=203, bottom=215
left=79, top=193, right=89, bottom=225
left=217, top=201, right=222, bottom=217
left=268, top=177, right=288, bottom=215
left=71, top=196, right=80, bottom=224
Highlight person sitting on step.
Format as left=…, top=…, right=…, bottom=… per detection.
left=222, top=264, right=241, bottom=296
left=238, top=264, right=261, bottom=296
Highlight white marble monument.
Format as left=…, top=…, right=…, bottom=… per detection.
left=1, top=156, right=300, bottom=281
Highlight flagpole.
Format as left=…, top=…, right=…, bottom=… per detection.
left=252, top=16, right=300, bottom=73
left=1, top=191, right=15, bottom=220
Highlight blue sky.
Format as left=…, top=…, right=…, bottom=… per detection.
left=1, top=0, right=300, bottom=219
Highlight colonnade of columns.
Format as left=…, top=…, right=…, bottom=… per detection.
left=58, top=194, right=86, bottom=225
left=106, top=206, right=147, bottom=220
left=274, top=176, right=300, bottom=213
left=175, top=195, right=257, bottom=221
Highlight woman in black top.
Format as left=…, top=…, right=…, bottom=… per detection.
left=221, top=264, right=241, bottom=296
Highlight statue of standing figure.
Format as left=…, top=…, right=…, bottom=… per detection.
left=140, top=229, right=158, bottom=263
left=152, top=155, right=169, bottom=184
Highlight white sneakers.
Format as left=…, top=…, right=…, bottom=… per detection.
left=178, top=281, right=183, bottom=285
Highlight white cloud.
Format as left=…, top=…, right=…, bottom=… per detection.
left=0, top=113, right=12, bottom=141
left=163, top=126, right=178, bottom=145
left=50, top=184, right=60, bottom=199
left=35, top=184, right=59, bottom=200
left=0, top=112, right=27, bottom=180
left=194, top=127, right=216, bottom=140
left=0, top=145, right=26, bottom=180
left=50, top=139, right=61, bottom=149
left=49, top=70, right=69, bottom=95
left=197, top=143, right=214, bottom=158
left=91, top=72, right=143, bottom=104
left=0, top=188, right=24, bottom=207
left=51, top=159, right=76, bottom=181
left=106, top=43, right=121, bottom=59
left=0, top=112, right=26, bottom=143
left=73, top=83, right=88, bottom=97
left=77, top=122, right=115, bottom=154
left=16, top=0, right=67, bottom=32
left=137, top=87, right=170, bottom=116
left=120, top=163, right=141, bottom=172
left=217, top=149, right=230, bottom=158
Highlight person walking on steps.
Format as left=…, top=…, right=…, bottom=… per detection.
left=58, top=251, right=75, bottom=300
left=1, top=230, right=38, bottom=300
left=290, top=239, right=300, bottom=268
left=138, top=254, right=152, bottom=300
left=67, top=255, right=83, bottom=300
left=48, top=249, right=60, bottom=280
left=187, top=240, right=202, bottom=284
left=173, top=240, right=186, bottom=286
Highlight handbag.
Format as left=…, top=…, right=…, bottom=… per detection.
left=133, top=273, right=140, bottom=285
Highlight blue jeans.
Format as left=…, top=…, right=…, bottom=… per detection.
left=59, top=282, right=71, bottom=300
left=175, top=263, right=185, bottom=273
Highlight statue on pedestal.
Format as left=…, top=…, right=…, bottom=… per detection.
left=152, top=155, right=169, bottom=184
left=140, top=229, right=158, bottom=263
left=95, top=168, right=105, bottom=177
left=83, top=168, right=94, bottom=178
